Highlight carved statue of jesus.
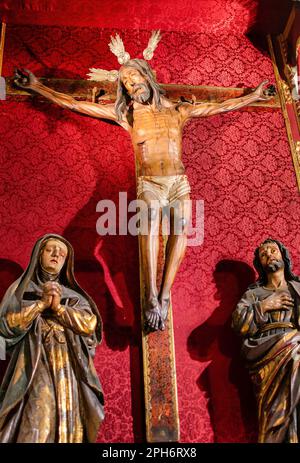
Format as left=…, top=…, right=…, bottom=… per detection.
left=14, top=61, right=269, bottom=331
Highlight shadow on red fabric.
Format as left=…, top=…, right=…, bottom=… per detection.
left=63, top=178, right=145, bottom=441
left=187, top=260, right=258, bottom=442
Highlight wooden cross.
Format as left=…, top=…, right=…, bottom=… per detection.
left=5, top=74, right=279, bottom=442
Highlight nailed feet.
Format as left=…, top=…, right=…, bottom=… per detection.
left=160, top=296, right=170, bottom=324
left=144, top=297, right=165, bottom=331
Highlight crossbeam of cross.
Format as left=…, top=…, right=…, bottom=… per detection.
left=6, top=77, right=279, bottom=108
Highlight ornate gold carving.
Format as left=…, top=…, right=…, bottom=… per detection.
left=284, top=63, right=295, bottom=85
left=278, top=34, right=288, bottom=62
left=268, top=35, right=300, bottom=192
left=277, top=33, right=300, bottom=104
left=281, top=79, right=293, bottom=104
left=296, top=101, right=300, bottom=119
left=295, top=141, right=300, bottom=165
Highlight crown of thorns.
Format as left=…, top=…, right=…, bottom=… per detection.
left=87, top=30, right=161, bottom=82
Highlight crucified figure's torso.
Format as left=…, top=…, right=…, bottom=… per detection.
left=132, top=99, right=185, bottom=176
left=14, top=65, right=270, bottom=331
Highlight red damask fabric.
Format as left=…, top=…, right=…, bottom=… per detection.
left=0, top=0, right=291, bottom=35
left=0, top=23, right=298, bottom=443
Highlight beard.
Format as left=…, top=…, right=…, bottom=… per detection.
left=131, top=83, right=151, bottom=104
left=265, top=258, right=284, bottom=273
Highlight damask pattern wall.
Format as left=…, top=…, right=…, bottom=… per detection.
left=1, top=22, right=299, bottom=442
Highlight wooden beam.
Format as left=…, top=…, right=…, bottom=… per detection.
left=0, top=22, right=6, bottom=76
left=139, top=235, right=179, bottom=442
left=283, top=4, right=295, bottom=41
left=5, top=77, right=280, bottom=108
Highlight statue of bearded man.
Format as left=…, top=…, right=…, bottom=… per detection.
left=14, top=59, right=270, bottom=331
left=232, top=238, right=300, bottom=443
left=0, top=234, right=104, bottom=443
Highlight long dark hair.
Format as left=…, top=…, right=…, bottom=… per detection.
left=253, top=238, right=300, bottom=285
left=115, top=59, right=165, bottom=121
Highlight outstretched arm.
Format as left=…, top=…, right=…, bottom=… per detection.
left=14, top=69, right=129, bottom=130
left=180, top=80, right=271, bottom=120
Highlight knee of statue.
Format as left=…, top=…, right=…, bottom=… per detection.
left=173, top=216, right=188, bottom=234
left=148, top=207, right=158, bottom=222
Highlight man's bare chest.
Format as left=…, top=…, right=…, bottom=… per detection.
left=132, top=107, right=182, bottom=143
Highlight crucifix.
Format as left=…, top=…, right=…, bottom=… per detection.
left=9, top=30, right=277, bottom=442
